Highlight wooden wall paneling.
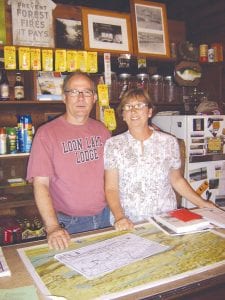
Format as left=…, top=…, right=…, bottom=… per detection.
left=198, top=63, right=223, bottom=106
left=168, top=20, right=186, bottom=43
left=5, top=0, right=12, bottom=44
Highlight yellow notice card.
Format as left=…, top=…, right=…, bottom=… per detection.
left=55, top=49, right=67, bottom=72
left=4, top=46, right=16, bottom=69
left=77, top=51, right=87, bottom=72
left=97, top=84, right=109, bottom=107
left=42, top=49, right=53, bottom=71
left=104, top=108, right=117, bottom=131
left=19, top=47, right=30, bottom=70
left=30, top=48, right=41, bottom=70
left=87, top=51, right=98, bottom=73
left=67, top=50, right=77, bottom=72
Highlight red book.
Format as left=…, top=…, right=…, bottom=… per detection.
left=169, top=208, right=202, bottom=222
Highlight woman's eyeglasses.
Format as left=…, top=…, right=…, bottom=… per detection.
left=122, top=102, right=148, bottom=111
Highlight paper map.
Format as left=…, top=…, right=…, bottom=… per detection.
left=18, top=223, right=225, bottom=300
left=54, top=233, right=169, bottom=279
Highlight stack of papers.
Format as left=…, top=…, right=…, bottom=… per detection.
left=153, top=208, right=211, bottom=234
left=193, top=207, right=225, bottom=228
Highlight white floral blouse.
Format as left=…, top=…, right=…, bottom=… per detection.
left=104, top=128, right=181, bottom=223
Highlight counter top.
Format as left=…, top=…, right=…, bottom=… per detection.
left=1, top=226, right=225, bottom=300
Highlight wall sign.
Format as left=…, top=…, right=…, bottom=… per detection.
left=9, top=0, right=56, bottom=47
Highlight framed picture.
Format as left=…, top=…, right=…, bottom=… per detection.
left=130, top=0, right=170, bottom=58
left=82, top=8, right=133, bottom=54
left=55, top=18, right=83, bottom=49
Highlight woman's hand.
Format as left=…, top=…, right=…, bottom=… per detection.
left=114, top=217, right=134, bottom=231
left=200, top=200, right=217, bottom=209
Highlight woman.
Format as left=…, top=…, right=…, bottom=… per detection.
left=104, top=88, right=215, bottom=231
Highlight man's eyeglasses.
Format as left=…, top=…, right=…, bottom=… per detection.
left=122, top=102, right=149, bottom=111
left=64, top=89, right=94, bottom=98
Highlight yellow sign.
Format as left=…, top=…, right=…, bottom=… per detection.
left=87, top=51, right=98, bottom=73
left=4, top=46, right=16, bottom=69
left=66, top=50, right=77, bottom=72
left=42, top=49, right=53, bottom=71
left=19, top=47, right=30, bottom=70
left=104, top=107, right=117, bottom=131
left=55, top=49, right=67, bottom=72
left=30, top=48, right=41, bottom=70
left=97, top=84, right=109, bottom=107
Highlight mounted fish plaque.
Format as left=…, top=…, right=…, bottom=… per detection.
left=174, top=61, right=202, bottom=86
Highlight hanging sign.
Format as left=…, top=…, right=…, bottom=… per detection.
left=9, top=0, right=56, bottom=47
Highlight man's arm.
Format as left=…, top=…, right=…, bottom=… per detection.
left=33, top=176, right=70, bottom=250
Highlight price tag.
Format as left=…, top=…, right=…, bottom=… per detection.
left=30, top=48, right=41, bottom=70
left=104, top=108, right=117, bottom=131
left=42, top=49, right=53, bottom=71
left=67, top=50, right=77, bottom=72
left=77, top=51, right=87, bottom=72
left=19, top=47, right=30, bottom=70
left=55, top=49, right=67, bottom=72
left=97, top=84, right=109, bottom=107
left=87, top=52, right=98, bottom=73
left=4, top=46, right=16, bottom=69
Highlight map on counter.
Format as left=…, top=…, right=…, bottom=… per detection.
left=18, top=223, right=225, bottom=300
left=0, top=246, right=11, bottom=277
left=54, top=233, right=170, bottom=279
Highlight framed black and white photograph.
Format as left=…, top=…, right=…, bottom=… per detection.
left=82, top=8, right=133, bottom=54
left=55, top=18, right=83, bottom=49
left=130, top=0, right=170, bottom=58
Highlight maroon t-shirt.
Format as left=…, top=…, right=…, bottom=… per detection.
left=27, top=116, right=110, bottom=216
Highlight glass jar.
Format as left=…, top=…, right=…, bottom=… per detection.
left=136, top=73, right=149, bottom=92
left=149, top=74, right=163, bottom=104
left=118, top=73, right=132, bottom=100
left=103, top=72, right=118, bottom=102
left=163, top=75, right=179, bottom=103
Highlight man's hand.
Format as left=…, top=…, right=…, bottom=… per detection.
left=46, top=226, right=71, bottom=250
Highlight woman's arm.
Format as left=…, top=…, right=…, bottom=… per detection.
left=169, top=168, right=215, bottom=208
left=104, top=169, right=134, bottom=230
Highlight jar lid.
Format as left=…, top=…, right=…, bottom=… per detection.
left=136, top=73, right=149, bottom=79
left=119, top=73, right=131, bottom=79
left=151, top=74, right=162, bottom=80
left=164, top=75, right=173, bottom=82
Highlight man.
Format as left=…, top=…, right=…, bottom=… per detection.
left=27, top=72, right=111, bottom=250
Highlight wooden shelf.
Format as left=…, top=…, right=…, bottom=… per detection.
left=0, top=153, right=29, bottom=158
left=0, top=100, right=64, bottom=104
left=0, top=198, right=35, bottom=209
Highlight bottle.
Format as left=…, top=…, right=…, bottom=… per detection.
left=0, top=70, right=10, bottom=101
left=0, top=127, right=7, bottom=155
left=14, top=72, right=24, bottom=100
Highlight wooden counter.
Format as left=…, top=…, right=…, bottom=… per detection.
left=1, top=228, right=225, bottom=300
